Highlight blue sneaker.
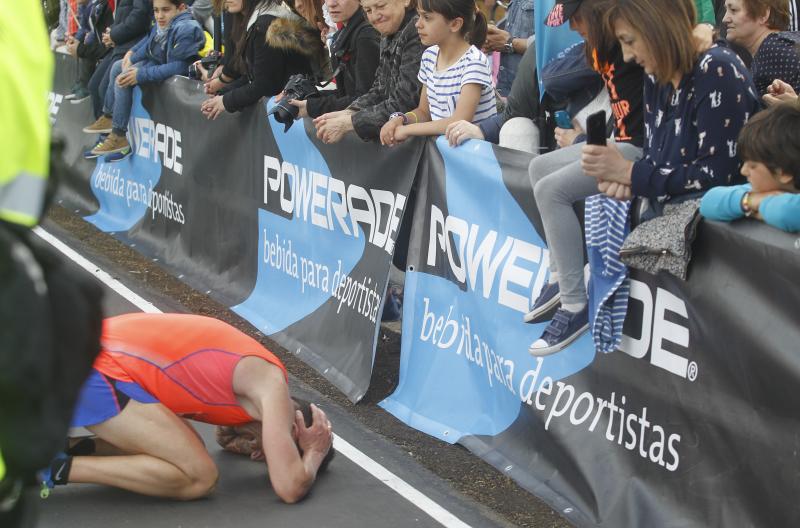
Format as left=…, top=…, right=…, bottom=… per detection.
left=103, top=145, right=132, bottom=163
left=523, top=282, right=561, bottom=323
left=528, top=306, right=588, bottom=357
left=36, top=452, right=71, bottom=499
left=83, top=135, right=108, bottom=160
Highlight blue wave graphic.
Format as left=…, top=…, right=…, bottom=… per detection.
left=84, top=88, right=162, bottom=232
left=231, top=99, right=365, bottom=333
left=381, top=137, right=596, bottom=443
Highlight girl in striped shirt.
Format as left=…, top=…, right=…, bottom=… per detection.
left=379, top=0, right=496, bottom=145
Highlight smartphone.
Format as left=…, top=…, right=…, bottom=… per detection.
left=585, top=110, right=607, bottom=146
left=554, top=110, right=572, bottom=129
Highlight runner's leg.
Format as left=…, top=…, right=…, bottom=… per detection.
left=68, top=400, right=218, bottom=500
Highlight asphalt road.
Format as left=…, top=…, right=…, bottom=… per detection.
left=32, top=219, right=517, bottom=528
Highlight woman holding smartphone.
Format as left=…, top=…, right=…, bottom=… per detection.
left=524, top=0, right=645, bottom=356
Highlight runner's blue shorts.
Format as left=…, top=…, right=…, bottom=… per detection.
left=70, top=368, right=159, bottom=428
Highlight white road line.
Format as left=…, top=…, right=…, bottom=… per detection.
left=33, top=226, right=473, bottom=528
left=33, top=227, right=161, bottom=313
left=333, top=435, right=473, bottom=528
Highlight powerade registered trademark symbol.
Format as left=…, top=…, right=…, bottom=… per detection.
left=687, top=361, right=698, bottom=382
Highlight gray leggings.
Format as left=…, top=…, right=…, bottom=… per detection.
left=528, top=141, right=642, bottom=306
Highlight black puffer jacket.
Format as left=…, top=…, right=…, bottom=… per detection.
left=109, top=0, right=153, bottom=58
left=221, top=4, right=328, bottom=113
left=305, top=9, right=380, bottom=118
left=77, top=0, right=114, bottom=61
left=347, top=11, right=422, bottom=141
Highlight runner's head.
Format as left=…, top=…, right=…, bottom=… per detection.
left=292, top=398, right=336, bottom=472
left=215, top=399, right=335, bottom=471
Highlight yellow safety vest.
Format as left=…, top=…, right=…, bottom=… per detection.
left=0, top=0, right=53, bottom=227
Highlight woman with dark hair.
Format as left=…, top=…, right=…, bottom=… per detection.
left=313, top=0, right=423, bottom=143
left=284, top=0, right=381, bottom=119
left=722, top=0, right=800, bottom=97
left=200, top=0, right=328, bottom=118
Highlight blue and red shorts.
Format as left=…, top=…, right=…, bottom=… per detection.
left=70, top=368, right=159, bottom=428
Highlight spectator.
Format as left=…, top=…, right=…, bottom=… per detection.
left=288, top=0, right=381, bottom=119
left=523, top=0, right=645, bottom=357
left=445, top=41, right=605, bottom=154
left=482, top=0, right=535, bottom=97
left=314, top=0, right=423, bottom=143
left=379, top=0, right=496, bottom=145
left=82, top=0, right=205, bottom=158
left=86, top=0, right=152, bottom=121
left=723, top=0, right=800, bottom=97
left=701, top=100, right=800, bottom=231
left=65, top=0, right=115, bottom=104
left=200, top=0, right=328, bottom=118
left=575, top=0, right=760, bottom=354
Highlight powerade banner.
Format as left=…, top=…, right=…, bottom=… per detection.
left=381, top=137, right=800, bottom=526
left=50, top=53, right=422, bottom=402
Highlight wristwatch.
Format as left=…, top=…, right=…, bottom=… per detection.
left=389, top=112, right=408, bottom=125
left=502, top=36, right=515, bottom=54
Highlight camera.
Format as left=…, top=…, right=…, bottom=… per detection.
left=189, top=50, right=222, bottom=80
left=267, top=74, right=319, bottom=132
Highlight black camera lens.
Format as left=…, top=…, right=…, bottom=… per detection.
left=268, top=99, right=299, bottom=132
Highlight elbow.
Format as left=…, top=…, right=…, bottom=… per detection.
left=274, top=482, right=310, bottom=504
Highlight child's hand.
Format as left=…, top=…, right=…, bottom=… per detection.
left=116, top=68, right=138, bottom=87
left=201, top=95, right=226, bottom=120
left=102, top=28, right=114, bottom=48
left=554, top=126, right=580, bottom=149
left=380, top=115, right=404, bottom=146
left=393, top=125, right=410, bottom=145
left=122, top=51, right=133, bottom=71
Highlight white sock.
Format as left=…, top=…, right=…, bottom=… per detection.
left=561, top=301, right=586, bottom=313
left=548, top=271, right=559, bottom=284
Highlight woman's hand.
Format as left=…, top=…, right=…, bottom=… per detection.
left=763, top=79, right=798, bottom=106
left=445, top=120, right=483, bottom=146
left=116, top=68, right=139, bottom=87
left=692, top=23, right=714, bottom=53
left=554, top=125, right=581, bottom=149
left=315, top=112, right=354, bottom=144
left=287, top=99, right=309, bottom=119
left=598, top=180, right=633, bottom=201
left=581, top=143, right=634, bottom=185
left=380, top=116, right=405, bottom=146
left=200, top=95, right=227, bottom=120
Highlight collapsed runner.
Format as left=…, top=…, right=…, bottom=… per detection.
left=38, top=313, right=334, bottom=502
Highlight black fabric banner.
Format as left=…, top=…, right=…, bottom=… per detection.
left=50, top=52, right=422, bottom=402
left=51, top=52, right=800, bottom=526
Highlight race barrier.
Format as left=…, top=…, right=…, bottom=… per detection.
left=51, top=52, right=800, bottom=527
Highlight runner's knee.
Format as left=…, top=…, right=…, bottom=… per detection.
left=178, top=461, right=218, bottom=500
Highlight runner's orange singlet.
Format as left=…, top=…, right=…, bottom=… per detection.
left=93, top=313, right=287, bottom=425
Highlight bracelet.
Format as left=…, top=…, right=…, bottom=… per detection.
left=389, top=111, right=408, bottom=125
left=741, top=191, right=755, bottom=217
left=405, top=111, right=418, bottom=124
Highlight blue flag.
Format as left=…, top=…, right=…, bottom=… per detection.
left=534, top=0, right=583, bottom=99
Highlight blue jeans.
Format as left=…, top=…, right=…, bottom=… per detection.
left=89, top=53, right=115, bottom=118
left=496, top=0, right=535, bottom=96
left=103, top=59, right=139, bottom=134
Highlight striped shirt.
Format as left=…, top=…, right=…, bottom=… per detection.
left=417, top=45, right=497, bottom=123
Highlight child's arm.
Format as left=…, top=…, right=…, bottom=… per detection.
left=397, top=84, right=482, bottom=140
left=136, top=26, right=206, bottom=84
left=379, top=87, right=431, bottom=146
